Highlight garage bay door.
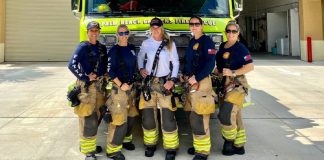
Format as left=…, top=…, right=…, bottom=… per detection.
left=5, top=0, right=79, bottom=61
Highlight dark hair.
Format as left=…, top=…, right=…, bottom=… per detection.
left=150, top=17, right=163, bottom=27
left=87, top=21, right=101, bottom=30
left=189, top=16, right=203, bottom=24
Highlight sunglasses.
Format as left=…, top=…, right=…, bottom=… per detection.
left=189, top=22, right=202, bottom=27
left=118, top=31, right=129, bottom=36
left=226, top=29, right=238, bottom=34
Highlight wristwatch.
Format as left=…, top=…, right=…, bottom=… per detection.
left=232, top=70, right=237, bottom=77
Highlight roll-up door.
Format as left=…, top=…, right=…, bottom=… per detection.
left=5, top=0, right=79, bottom=61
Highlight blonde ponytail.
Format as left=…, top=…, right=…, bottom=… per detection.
left=161, top=28, right=173, bottom=52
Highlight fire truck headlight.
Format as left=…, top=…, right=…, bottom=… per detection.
left=211, top=35, right=223, bottom=49
left=211, top=35, right=223, bottom=43
left=106, top=36, right=117, bottom=45
left=99, top=35, right=107, bottom=45
left=99, top=35, right=117, bottom=46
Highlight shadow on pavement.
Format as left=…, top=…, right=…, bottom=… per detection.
left=0, top=63, right=53, bottom=83
left=91, top=88, right=324, bottom=160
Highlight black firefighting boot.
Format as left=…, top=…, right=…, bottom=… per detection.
left=233, top=146, right=245, bottom=155
left=122, top=142, right=135, bottom=150
left=193, top=154, right=207, bottom=160
left=96, top=146, right=102, bottom=153
left=187, top=146, right=195, bottom=155
left=222, top=140, right=234, bottom=156
left=107, top=152, right=125, bottom=160
left=165, top=151, right=176, bottom=160
left=145, top=146, right=156, bottom=157
left=85, top=153, right=96, bottom=160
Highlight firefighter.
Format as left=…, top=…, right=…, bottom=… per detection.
left=183, top=16, right=217, bottom=160
left=68, top=21, right=108, bottom=160
left=105, top=24, right=139, bottom=160
left=216, top=21, right=254, bottom=156
left=137, top=17, right=180, bottom=160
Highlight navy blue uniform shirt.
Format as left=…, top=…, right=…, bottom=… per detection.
left=216, top=41, right=253, bottom=72
left=184, top=35, right=216, bottom=82
left=68, top=41, right=108, bottom=82
left=107, top=44, right=137, bottom=83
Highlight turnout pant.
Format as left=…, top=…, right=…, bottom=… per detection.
left=139, top=78, right=179, bottom=150
left=75, top=80, right=106, bottom=154
left=218, top=102, right=246, bottom=147
left=105, top=85, right=139, bottom=157
left=183, top=76, right=216, bottom=156
left=218, top=75, right=248, bottom=147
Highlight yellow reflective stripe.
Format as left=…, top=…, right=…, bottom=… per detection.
left=80, top=147, right=96, bottom=153
left=163, top=131, right=179, bottom=149
left=237, top=129, right=246, bottom=135
left=222, top=128, right=237, bottom=140
left=80, top=138, right=96, bottom=154
left=81, top=148, right=95, bottom=153
left=193, top=136, right=211, bottom=153
left=81, top=143, right=96, bottom=148
left=177, top=104, right=183, bottom=108
left=106, top=144, right=122, bottom=154
left=243, top=86, right=253, bottom=108
left=193, top=137, right=211, bottom=145
left=80, top=138, right=96, bottom=143
left=243, top=102, right=253, bottom=108
left=234, top=129, right=247, bottom=145
left=234, top=137, right=247, bottom=145
left=80, top=143, right=96, bottom=149
left=123, top=134, right=133, bottom=143
left=143, top=129, right=158, bottom=145
left=163, top=143, right=179, bottom=149
left=81, top=148, right=96, bottom=154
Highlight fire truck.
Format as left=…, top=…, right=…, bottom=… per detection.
left=71, top=0, right=243, bottom=53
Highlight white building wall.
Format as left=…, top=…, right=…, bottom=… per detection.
left=267, top=12, right=288, bottom=52
left=290, top=8, right=301, bottom=56
left=5, top=0, right=79, bottom=61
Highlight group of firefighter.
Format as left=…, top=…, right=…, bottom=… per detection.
left=68, top=16, right=254, bottom=160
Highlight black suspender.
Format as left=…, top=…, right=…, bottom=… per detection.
left=116, top=46, right=131, bottom=84
left=84, top=41, right=105, bottom=74
left=150, top=39, right=169, bottom=77
left=142, top=39, right=169, bottom=101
